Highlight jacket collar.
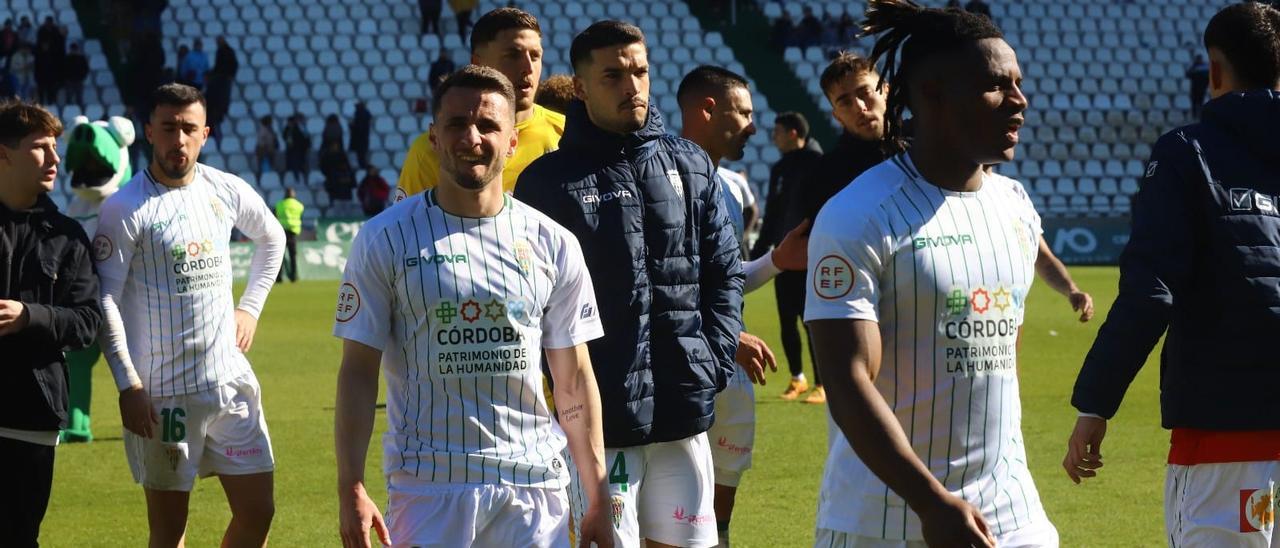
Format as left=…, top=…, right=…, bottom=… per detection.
left=1201, top=89, right=1280, bottom=162
left=0, top=193, right=57, bottom=222
left=559, top=99, right=668, bottom=154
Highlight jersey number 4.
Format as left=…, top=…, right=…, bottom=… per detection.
left=160, top=407, right=187, bottom=443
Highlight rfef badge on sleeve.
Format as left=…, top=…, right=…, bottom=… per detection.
left=813, top=254, right=854, bottom=300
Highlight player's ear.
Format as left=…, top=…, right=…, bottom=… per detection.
left=701, top=96, right=716, bottom=121
left=427, top=123, right=439, bottom=150
left=507, top=130, right=518, bottom=159
left=572, top=76, right=586, bottom=101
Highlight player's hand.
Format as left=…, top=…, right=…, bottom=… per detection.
left=1063, top=415, right=1107, bottom=483
left=339, top=483, right=390, bottom=548
left=735, top=331, right=777, bottom=385
left=770, top=218, right=812, bottom=271
left=119, top=386, right=159, bottom=439
left=918, top=493, right=996, bottom=548
left=234, top=309, right=258, bottom=353
left=1069, top=290, right=1094, bottom=322
left=0, top=299, right=30, bottom=336
left=577, top=500, right=615, bottom=548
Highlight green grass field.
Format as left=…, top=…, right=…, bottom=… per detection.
left=43, top=266, right=1167, bottom=546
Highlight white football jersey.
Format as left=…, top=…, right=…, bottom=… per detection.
left=95, top=165, right=284, bottom=397
left=333, top=190, right=603, bottom=489
left=804, top=154, right=1051, bottom=540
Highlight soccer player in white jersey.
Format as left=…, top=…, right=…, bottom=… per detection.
left=804, top=2, right=1058, bottom=546
left=94, top=83, right=285, bottom=546
left=334, top=65, right=613, bottom=548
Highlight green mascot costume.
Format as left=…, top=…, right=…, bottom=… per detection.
left=61, top=115, right=135, bottom=442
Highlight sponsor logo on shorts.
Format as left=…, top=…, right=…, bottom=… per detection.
left=92, top=234, right=113, bottom=262
left=672, top=506, right=713, bottom=525
left=224, top=446, right=264, bottom=458
left=716, top=436, right=751, bottom=455
left=813, top=254, right=854, bottom=300
left=1240, top=487, right=1276, bottom=533
left=164, top=445, right=183, bottom=471
left=610, top=495, right=625, bottom=529
left=336, top=282, right=361, bottom=322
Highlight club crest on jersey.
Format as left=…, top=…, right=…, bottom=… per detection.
left=665, top=169, right=685, bottom=199
left=1240, top=487, right=1277, bottom=532
left=209, top=198, right=226, bottom=220
left=813, top=254, right=854, bottom=299
left=513, top=239, right=533, bottom=274
left=92, top=234, right=113, bottom=262
left=611, top=495, right=625, bottom=529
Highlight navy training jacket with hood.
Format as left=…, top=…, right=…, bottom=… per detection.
left=515, top=101, right=745, bottom=448
left=1072, top=90, right=1280, bottom=430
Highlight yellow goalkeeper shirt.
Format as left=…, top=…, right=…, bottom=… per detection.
left=396, top=104, right=565, bottom=199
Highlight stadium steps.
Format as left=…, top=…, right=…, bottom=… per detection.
left=684, top=0, right=837, bottom=152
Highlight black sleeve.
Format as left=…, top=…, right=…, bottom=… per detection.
left=23, top=231, right=103, bottom=351
left=1071, top=133, right=1194, bottom=418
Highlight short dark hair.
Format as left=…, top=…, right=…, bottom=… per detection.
left=862, top=0, right=1004, bottom=149
left=535, top=74, right=576, bottom=114
left=570, top=20, right=645, bottom=72
left=1204, top=2, right=1280, bottom=89
left=774, top=111, right=810, bottom=139
left=431, top=64, right=518, bottom=122
left=819, top=52, right=878, bottom=97
left=471, top=7, right=541, bottom=53
left=151, top=83, right=206, bottom=113
left=0, top=99, right=63, bottom=148
left=676, top=65, right=749, bottom=109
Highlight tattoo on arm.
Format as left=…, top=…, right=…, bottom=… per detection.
left=560, top=403, right=584, bottom=424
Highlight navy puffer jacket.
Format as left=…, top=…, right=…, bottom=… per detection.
left=1073, top=90, right=1280, bottom=429
left=516, top=101, right=745, bottom=447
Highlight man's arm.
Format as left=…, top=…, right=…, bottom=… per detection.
left=1034, top=236, right=1093, bottom=322
left=231, top=178, right=286, bottom=352
left=335, top=339, right=391, bottom=548
left=698, top=167, right=747, bottom=390
left=546, top=344, right=613, bottom=548
left=16, top=233, right=102, bottom=348
left=811, top=319, right=994, bottom=547
left=1065, top=133, right=1196, bottom=481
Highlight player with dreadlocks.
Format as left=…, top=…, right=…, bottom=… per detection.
left=804, top=1, right=1058, bottom=546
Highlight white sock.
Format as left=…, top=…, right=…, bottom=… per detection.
left=792, top=373, right=806, bottom=382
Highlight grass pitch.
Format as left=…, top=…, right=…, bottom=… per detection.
left=44, top=266, right=1165, bottom=546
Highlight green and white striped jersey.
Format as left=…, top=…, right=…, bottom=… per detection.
left=334, top=190, right=603, bottom=490
left=804, top=154, right=1052, bottom=540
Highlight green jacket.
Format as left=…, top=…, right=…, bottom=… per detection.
left=275, top=197, right=304, bottom=234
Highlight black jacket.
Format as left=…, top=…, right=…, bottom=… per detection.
left=1072, top=90, right=1280, bottom=429
left=0, top=194, right=102, bottom=431
left=800, top=131, right=889, bottom=226
left=515, top=101, right=745, bottom=447
left=751, top=140, right=822, bottom=258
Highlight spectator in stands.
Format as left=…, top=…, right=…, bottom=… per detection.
left=356, top=168, right=390, bottom=217
left=126, top=33, right=165, bottom=116
left=965, top=0, right=993, bottom=19
left=0, top=66, right=16, bottom=99
left=205, top=69, right=232, bottom=142
left=254, top=116, right=278, bottom=180
left=16, top=16, right=34, bottom=48
left=63, top=42, right=88, bottom=107
left=9, top=45, right=34, bottom=100
left=212, top=36, right=238, bottom=94
left=1, top=20, right=17, bottom=60
left=320, top=140, right=355, bottom=201
left=349, top=102, right=371, bottom=169
left=771, top=12, right=794, bottom=50
left=174, top=43, right=190, bottom=85
left=428, top=49, right=455, bottom=97
left=1187, top=53, right=1210, bottom=118
left=283, top=114, right=311, bottom=186
left=535, top=74, right=575, bottom=114
left=799, top=7, right=823, bottom=48
left=178, top=39, right=209, bottom=89
left=274, top=188, right=304, bottom=283
left=321, top=113, right=343, bottom=150
left=420, top=0, right=443, bottom=36
left=451, top=0, right=479, bottom=45
left=752, top=111, right=823, bottom=402
left=33, top=16, right=64, bottom=105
